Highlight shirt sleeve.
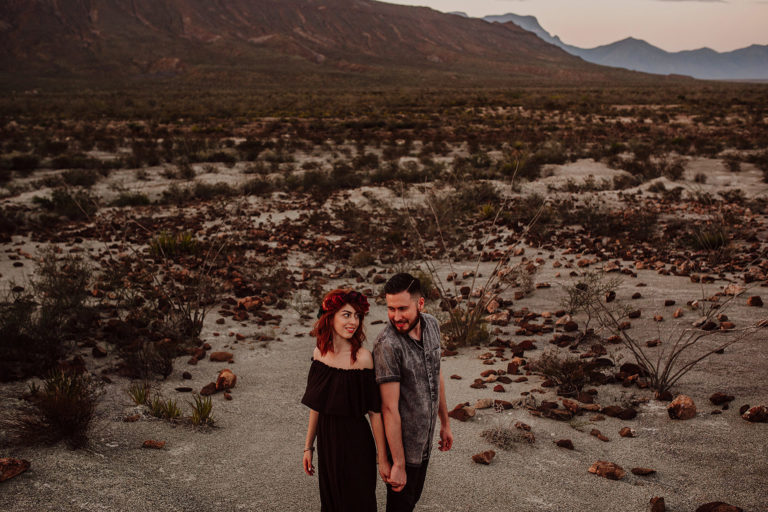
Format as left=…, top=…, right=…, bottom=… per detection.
left=373, top=337, right=401, bottom=384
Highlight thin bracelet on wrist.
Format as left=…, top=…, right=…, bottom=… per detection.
left=304, top=447, right=315, bottom=452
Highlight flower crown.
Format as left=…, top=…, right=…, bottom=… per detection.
left=317, top=290, right=370, bottom=318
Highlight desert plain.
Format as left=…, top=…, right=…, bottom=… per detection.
left=0, top=86, right=767, bottom=512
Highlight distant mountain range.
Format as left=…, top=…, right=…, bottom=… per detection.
left=0, top=0, right=672, bottom=88
left=483, top=13, right=768, bottom=80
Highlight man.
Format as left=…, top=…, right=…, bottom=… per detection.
left=374, top=273, right=453, bottom=512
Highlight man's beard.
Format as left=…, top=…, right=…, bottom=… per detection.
left=391, top=312, right=421, bottom=335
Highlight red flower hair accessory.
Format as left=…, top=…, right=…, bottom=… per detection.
left=317, top=290, right=370, bottom=318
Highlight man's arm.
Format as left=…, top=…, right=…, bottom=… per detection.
left=437, top=369, right=453, bottom=451
left=380, top=381, right=407, bottom=492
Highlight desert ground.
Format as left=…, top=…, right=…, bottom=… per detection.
left=1, top=88, right=767, bottom=511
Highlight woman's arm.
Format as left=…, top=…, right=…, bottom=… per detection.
left=303, top=409, right=319, bottom=476
left=368, top=411, right=390, bottom=483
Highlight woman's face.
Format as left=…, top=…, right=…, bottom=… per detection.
left=332, top=304, right=361, bottom=341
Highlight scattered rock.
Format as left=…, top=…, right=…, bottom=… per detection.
left=555, top=439, right=574, bottom=450
left=590, top=429, right=609, bottom=442
left=216, top=368, right=237, bottom=391
left=650, top=497, right=666, bottom=512
left=174, top=387, right=193, bottom=393
left=200, top=382, right=217, bottom=396
left=142, top=440, right=166, bottom=449
left=209, top=351, right=233, bottom=362
left=448, top=403, right=476, bottom=422
left=668, top=395, right=697, bottom=420
left=123, top=414, right=141, bottom=422
left=0, top=458, right=30, bottom=482
left=741, top=405, right=768, bottom=423
left=747, top=296, right=763, bottom=307
left=695, top=503, right=743, bottom=512
left=588, top=461, right=625, bottom=480
left=709, top=392, right=735, bottom=406
left=619, top=427, right=635, bottom=438
left=224, top=392, right=232, bottom=400
left=450, top=374, right=462, bottom=380
left=471, top=450, right=495, bottom=465
left=493, top=384, right=505, bottom=393
left=655, top=390, right=673, bottom=402
left=474, top=398, right=494, bottom=409
left=182, top=371, right=192, bottom=380
left=631, top=467, right=656, bottom=476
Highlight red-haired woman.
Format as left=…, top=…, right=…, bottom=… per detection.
left=301, top=289, right=390, bottom=511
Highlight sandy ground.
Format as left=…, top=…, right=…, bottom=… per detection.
left=2, top=157, right=768, bottom=511
left=1, top=257, right=767, bottom=512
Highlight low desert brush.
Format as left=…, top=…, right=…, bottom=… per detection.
left=189, top=394, right=214, bottom=426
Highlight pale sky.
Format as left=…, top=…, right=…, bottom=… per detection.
left=379, top=0, right=768, bottom=52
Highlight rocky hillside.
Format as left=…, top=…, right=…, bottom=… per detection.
left=0, top=0, right=654, bottom=87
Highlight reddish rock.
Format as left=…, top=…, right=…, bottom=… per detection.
left=668, top=395, right=697, bottom=420
left=470, top=381, right=487, bottom=389
left=496, top=376, right=512, bottom=384
left=563, top=321, right=579, bottom=332
left=577, top=392, right=594, bottom=404
left=618, top=408, right=637, bottom=420
left=602, top=405, right=623, bottom=417
left=631, top=467, right=656, bottom=476
left=619, top=427, right=635, bottom=438
left=174, top=387, right=193, bottom=393
left=747, top=296, right=763, bottom=307
left=448, top=403, right=476, bottom=422
left=209, top=351, right=234, bottom=362
left=224, top=392, right=232, bottom=400
left=650, top=497, right=666, bottom=512
left=471, top=450, right=496, bottom=465
left=450, top=374, right=462, bottom=380
left=142, top=440, right=166, bottom=449
left=673, top=308, right=684, bottom=318
left=0, top=458, right=30, bottom=482
left=590, top=429, right=609, bottom=442
left=514, top=421, right=531, bottom=431
left=493, top=399, right=513, bottom=410
left=646, top=339, right=661, bottom=347
left=124, top=414, right=141, bottom=422
left=216, top=368, right=237, bottom=391
left=695, top=503, right=743, bottom=512
left=562, top=399, right=580, bottom=414
left=741, top=405, right=768, bottom=423
left=555, top=439, right=574, bottom=450
left=588, top=461, right=625, bottom=480
left=182, top=371, right=192, bottom=380
left=709, top=392, right=735, bottom=406
left=628, top=310, right=641, bottom=319
left=200, top=382, right=217, bottom=396
left=514, top=376, right=528, bottom=383
left=493, top=384, right=505, bottom=393
left=655, top=390, right=673, bottom=401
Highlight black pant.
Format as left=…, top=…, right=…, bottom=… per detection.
left=386, top=460, right=429, bottom=512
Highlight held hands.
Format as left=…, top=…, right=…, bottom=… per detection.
left=377, top=455, right=391, bottom=485
left=438, top=424, right=454, bottom=452
left=388, top=463, right=407, bottom=492
left=302, top=450, right=315, bottom=476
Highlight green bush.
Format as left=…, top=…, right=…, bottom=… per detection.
left=33, top=188, right=99, bottom=220
left=149, top=231, right=197, bottom=259
left=111, top=191, right=151, bottom=207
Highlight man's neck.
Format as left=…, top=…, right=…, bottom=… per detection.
left=408, top=316, right=422, bottom=341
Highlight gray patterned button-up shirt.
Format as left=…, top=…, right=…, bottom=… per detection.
left=374, top=313, right=441, bottom=466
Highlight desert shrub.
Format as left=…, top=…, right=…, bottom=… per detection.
left=647, top=181, right=666, bottom=193
left=724, top=156, right=741, bottom=172
left=189, top=394, right=214, bottom=426
left=10, top=154, right=40, bottom=172
left=149, top=231, right=197, bottom=259
left=160, top=183, right=191, bottom=204
left=192, top=182, right=237, bottom=200
left=51, top=153, right=103, bottom=170
left=481, top=422, right=535, bottom=450
left=111, top=191, right=151, bottom=207
left=0, top=206, right=27, bottom=238
left=349, top=250, right=376, bottom=268
left=612, top=173, right=641, bottom=190
left=33, top=188, right=99, bottom=220
left=150, top=396, right=182, bottom=420
left=453, top=181, right=500, bottom=214
left=530, top=350, right=597, bottom=396
left=177, top=161, right=196, bottom=180
left=242, top=177, right=274, bottom=196
left=8, top=370, right=102, bottom=449
left=352, top=152, right=379, bottom=170
left=127, top=381, right=151, bottom=405
left=61, top=169, right=99, bottom=188
left=693, top=172, right=707, bottom=184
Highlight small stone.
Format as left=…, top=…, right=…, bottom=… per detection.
left=709, top=392, right=735, bottom=405
left=514, top=421, right=531, bottom=431
left=632, top=467, right=656, bottom=476
left=209, top=351, right=234, bottom=362
left=493, top=399, right=513, bottom=410
left=555, top=439, right=574, bottom=450
left=216, top=368, right=237, bottom=391
left=695, top=503, right=744, bottom=512
left=142, top=440, right=166, bottom=449
left=664, top=299, right=676, bottom=306
left=590, top=429, right=609, bottom=442
left=471, top=450, right=496, bottom=465
left=668, top=395, right=697, bottom=420
left=174, top=387, right=193, bottom=393
left=0, top=458, right=30, bottom=482
left=747, top=296, right=763, bottom=307
left=741, top=405, right=768, bottom=423
left=588, top=461, right=625, bottom=480
left=655, top=390, right=673, bottom=401
left=619, top=427, right=635, bottom=438
left=493, top=384, right=505, bottom=393
left=200, top=382, right=217, bottom=396
left=124, top=414, right=141, bottom=422
left=673, top=308, right=684, bottom=318
left=224, top=392, right=232, bottom=400
left=450, top=374, right=462, bottom=380
left=182, top=371, right=192, bottom=380
left=474, top=398, right=494, bottom=409
left=448, top=403, right=476, bottom=422
left=650, top=497, right=666, bottom=512
left=628, top=310, right=641, bottom=318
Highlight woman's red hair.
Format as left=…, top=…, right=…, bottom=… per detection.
left=311, top=289, right=370, bottom=363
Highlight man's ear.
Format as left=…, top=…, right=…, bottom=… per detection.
left=417, top=296, right=425, bottom=311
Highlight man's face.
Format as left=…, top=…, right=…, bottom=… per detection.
left=386, top=290, right=424, bottom=334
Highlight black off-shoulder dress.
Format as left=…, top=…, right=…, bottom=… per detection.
left=302, top=359, right=381, bottom=512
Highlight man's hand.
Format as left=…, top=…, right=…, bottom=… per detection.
left=388, top=463, right=407, bottom=492
left=438, top=424, right=453, bottom=451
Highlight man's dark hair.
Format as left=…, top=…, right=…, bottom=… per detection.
left=384, top=272, right=422, bottom=297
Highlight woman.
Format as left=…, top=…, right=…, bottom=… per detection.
left=301, top=289, right=390, bottom=511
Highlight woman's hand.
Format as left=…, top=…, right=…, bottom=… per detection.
left=303, top=450, right=315, bottom=476
left=378, top=455, right=391, bottom=484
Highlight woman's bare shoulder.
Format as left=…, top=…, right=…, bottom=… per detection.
left=312, top=346, right=322, bottom=360
left=356, top=347, right=374, bottom=369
